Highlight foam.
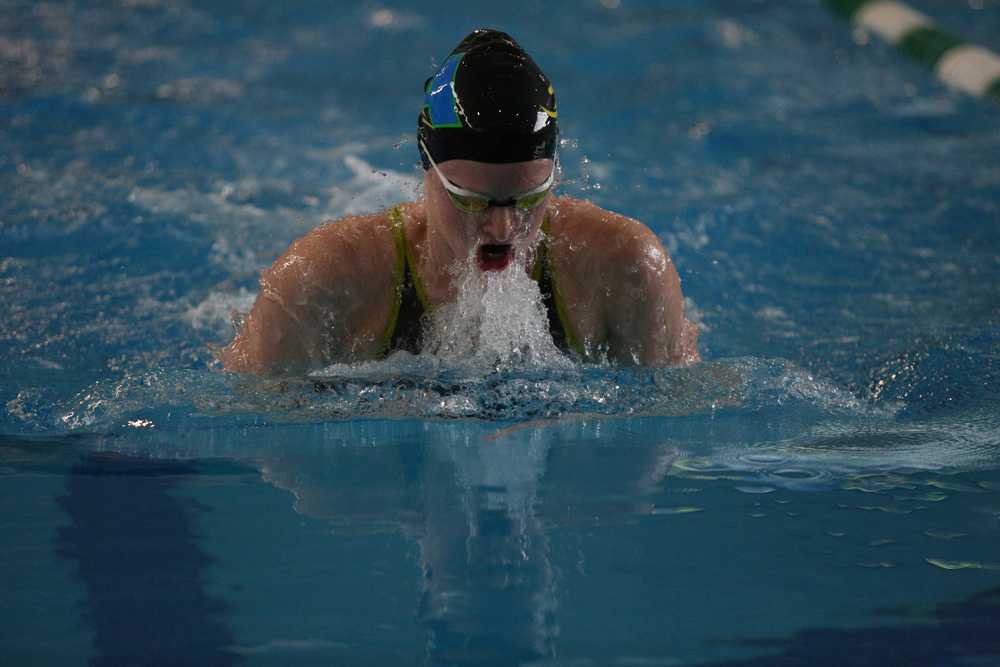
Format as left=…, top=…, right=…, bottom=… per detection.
left=421, top=256, right=573, bottom=370
left=183, top=288, right=256, bottom=336
left=323, top=155, right=421, bottom=217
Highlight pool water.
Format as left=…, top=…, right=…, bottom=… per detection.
left=2, top=0, right=1000, bottom=664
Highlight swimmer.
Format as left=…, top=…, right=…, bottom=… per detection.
left=222, top=29, right=700, bottom=374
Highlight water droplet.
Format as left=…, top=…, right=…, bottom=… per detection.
left=868, top=538, right=897, bottom=547
left=924, top=531, right=966, bottom=541
left=926, top=558, right=1000, bottom=571
left=651, top=506, right=704, bottom=515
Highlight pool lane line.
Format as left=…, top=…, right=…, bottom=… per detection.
left=828, top=0, right=1000, bottom=101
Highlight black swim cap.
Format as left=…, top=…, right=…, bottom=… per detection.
left=418, top=29, right=558, bottom=169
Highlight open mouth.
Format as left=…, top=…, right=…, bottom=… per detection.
left=477, top=244, right=514, bottom=272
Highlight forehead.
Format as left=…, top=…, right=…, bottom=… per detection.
left=437, top=158, right=554, bottom=193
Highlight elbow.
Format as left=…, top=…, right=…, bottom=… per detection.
left=219, top=336, right=257, bottom=374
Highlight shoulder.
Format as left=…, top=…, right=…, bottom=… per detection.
left=262, top=208, right=403, bottom=300
left=546, top=197, right=671, bottom=279
left=544, top=198, right=694, bottom=366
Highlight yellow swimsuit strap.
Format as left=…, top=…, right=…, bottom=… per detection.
left=382, top=205, right=432, bottom=354
left=536, top=215, right=581, bottom=355
left=380, top=206, right=405, bottom=354
left=393, top=207, right=430, bottom=310
left=384, top=208, right=578, bottom=356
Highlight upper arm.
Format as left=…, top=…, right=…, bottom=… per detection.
left=221, top=249, right=322, bottom=374
left=599, top=216, right=696, bottom=366
left=221, top=215, right=395, bottom=374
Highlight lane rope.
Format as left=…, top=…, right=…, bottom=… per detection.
left=828, top=0, right=1000, bottom=101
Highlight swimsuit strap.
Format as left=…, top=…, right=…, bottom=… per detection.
left=382, top=207, right=579, bottom=357
left=383, top=206, right=427, bottom=355
left=536, top=216, right=581, bottom=356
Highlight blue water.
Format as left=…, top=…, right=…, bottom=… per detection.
left=3, top=0, right=1000, bottom=664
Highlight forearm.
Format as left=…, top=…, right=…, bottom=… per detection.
left=221, top=295, right=314, bottom=375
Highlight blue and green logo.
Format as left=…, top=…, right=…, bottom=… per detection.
left=423, top=52, right=465, bottom=128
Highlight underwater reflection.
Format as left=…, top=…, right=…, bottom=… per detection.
left=254, top=419, right=675, bottom=665
left=57, top=454, right=241, bottom=666
left=700, top=587, right=1000, bottom=667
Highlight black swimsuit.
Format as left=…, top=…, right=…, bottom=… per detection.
left=384, top=206, right=576, bottom=356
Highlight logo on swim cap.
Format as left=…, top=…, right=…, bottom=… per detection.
left=540, top=85, right=557, bottom=119
left=417, top=29, right=558, bottom=169
left=423, top=52, right=465, bottom=129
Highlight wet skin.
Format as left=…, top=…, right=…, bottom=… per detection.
left=221, top=159, right=700, bottom=374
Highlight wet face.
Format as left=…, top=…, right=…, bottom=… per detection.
left=423, top=158, right=554, bottom=273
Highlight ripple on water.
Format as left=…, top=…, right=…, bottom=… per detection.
left=8, top=334, right=997, bottom=514
left=740, top=453, right=788, bottom=465
left=733, top=485, right=777, bottom=494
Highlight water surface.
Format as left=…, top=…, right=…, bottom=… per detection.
left=2, top=0, right=999, bottom=664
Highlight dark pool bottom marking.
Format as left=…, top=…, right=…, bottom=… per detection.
left=697, top=586, right=1000, bottom=666
left=57, top=455, right=239, bottom=665
left=828, top=0, right=1000, bottom=102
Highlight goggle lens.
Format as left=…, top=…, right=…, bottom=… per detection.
left=447, top=192, right=491, bottom=213
left=514, top=190, right=548, bottom=210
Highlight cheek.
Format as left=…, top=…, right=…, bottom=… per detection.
left=445, top=215, right=476, bottom=248
left=428, top=196, right=476, bottom=247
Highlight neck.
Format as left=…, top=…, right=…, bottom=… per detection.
left=410, top=209, right=460, bottom=308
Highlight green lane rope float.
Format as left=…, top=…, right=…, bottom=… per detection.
left=828, top=0, right=1000, bottom=102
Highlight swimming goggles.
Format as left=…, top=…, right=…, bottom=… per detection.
left=420, top=139, right=556, bottom=214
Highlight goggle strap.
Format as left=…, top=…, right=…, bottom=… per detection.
left=420, top=139, right=556, bottom=203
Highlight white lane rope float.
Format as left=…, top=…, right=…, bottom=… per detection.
left=828, top=0, right=1000, bottom=102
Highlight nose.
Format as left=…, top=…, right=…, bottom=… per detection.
left=480, top=206, right=516, bottom=243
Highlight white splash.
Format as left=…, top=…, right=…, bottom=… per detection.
left=324, top=154, right=421, bottom=216
left=366, top=7, right=426, bottom=31
left=422, top=258, right=572, bottom=371
left=183, top=288, right=256, bottom=335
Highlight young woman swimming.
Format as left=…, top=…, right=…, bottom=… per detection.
left=222, top=29, right=699, bottom=374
